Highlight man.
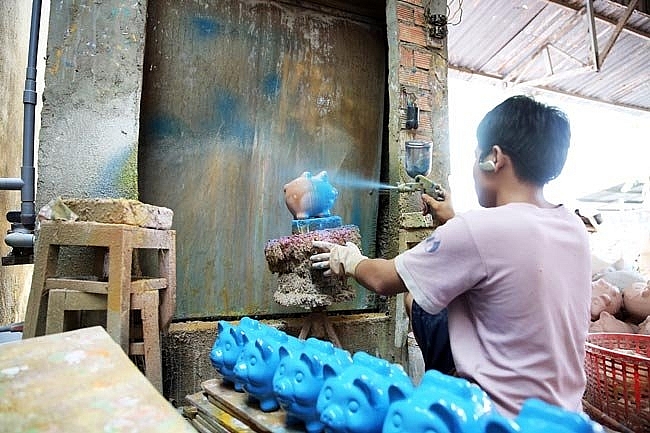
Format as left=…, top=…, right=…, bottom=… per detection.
left=310, top=95, right=591, bottom=418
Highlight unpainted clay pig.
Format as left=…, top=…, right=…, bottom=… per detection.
left=382, top=369, right=497, bottom=433
left=622, top=281, right=650, bottom=323
left=589, top=311, right=637, bottom=334
left=637, top=315, right=650, bottom=335
left=283, top=171, right=338, bottom=219
left=316, top=351, right=414, bottom=433
left=484, top=398, right=603, bottom=433
left=233, top=326, right=304, bottom=412
left=273, top=338, right=353, bottom=433
left=590, top=278, right=623, bottom=320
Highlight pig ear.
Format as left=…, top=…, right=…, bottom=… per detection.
left=231, top=328, right=248, bottom=346
left=301, top=171, right=311, bottom=178
left=387, top=384, right=407, bottom=404
left=279, top=346, right=289, bottom=359
left=323, top=363, right=338, bottom=380
left=256, top=339, right=273, bottom=361
left=353, top=377, right=376, bottom=407
left=602, top=294, right=612, bottom=306
left=300, top=353, right=319, bottom=376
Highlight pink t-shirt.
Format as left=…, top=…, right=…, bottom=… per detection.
left=395, top=203, right=591, bottom=417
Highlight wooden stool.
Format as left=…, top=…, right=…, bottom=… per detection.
left=45, top=288, right=163, bottom=391
left=23, top=220, right=176, bottom=392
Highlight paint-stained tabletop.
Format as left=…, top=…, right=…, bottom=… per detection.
left=0, top=326, right=196, bottom=433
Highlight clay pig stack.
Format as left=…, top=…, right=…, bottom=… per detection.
left=589, top=257, right=650, bottom=334
left=209, top=317, right=603, bottom=433
left=264, top=171, right=361, bottom=309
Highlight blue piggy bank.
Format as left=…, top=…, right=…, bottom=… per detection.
left=484, top=398, right=604, bottom=433
left=382, top=370, right=497, bottom=433
left=233, top=326, right=304, bottom=412
left=316, top=351, right=414, bottom=433
left=273, top=338, right=353, bottom=433
left=209, top=317, right=265, bottom=391
left=283, top=170, right=338, bottom=219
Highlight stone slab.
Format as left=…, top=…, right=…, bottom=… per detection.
left=63, top=198, right=173, bottom=229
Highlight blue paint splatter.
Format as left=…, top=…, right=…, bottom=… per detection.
left=209, top=90, right=254, bottom=145
left=144, top=114, right=184, bottom=139
left=192, top=16, right=222, bottom=38
left=262, top=73, right=281, bottom=98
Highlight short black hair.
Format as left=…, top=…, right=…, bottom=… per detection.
left=476, top=95, right=571, bottom=185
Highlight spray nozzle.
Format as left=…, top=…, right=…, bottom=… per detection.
left=395, top=175, right=445, bottom=201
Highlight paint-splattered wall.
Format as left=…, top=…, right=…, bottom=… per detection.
left=139, top=0, right=387, bottom=318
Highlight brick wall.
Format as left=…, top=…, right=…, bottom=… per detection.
left=395, top=0, right=449, bottom=235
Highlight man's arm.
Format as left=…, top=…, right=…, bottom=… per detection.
left=355, top=258, right=408, bottom=297
left=311, top=241, right=408, bottom=296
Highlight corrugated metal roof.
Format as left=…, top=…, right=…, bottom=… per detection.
left=579, top=180, right=647, bottom=203
left=447, top=0, right=650, bottom=113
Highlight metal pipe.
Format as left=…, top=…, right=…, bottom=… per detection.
left=5, top=232, right=35, bottom=249
left=0, top=179, right=24, bottom=190
left=20, top=0, right=42, bottom=228
left=1, top=0, right=42, bottom=263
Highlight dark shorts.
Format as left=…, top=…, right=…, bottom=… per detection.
left=410, top=300, right=456, bottom=375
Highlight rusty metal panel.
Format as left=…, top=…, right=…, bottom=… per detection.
left=139, top=0, right=386, bottom=319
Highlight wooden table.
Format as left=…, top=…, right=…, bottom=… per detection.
left=0, top=326, right=196, bottom=433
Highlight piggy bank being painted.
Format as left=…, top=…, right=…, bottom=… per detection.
left=382, top=370, right=497, bottom=433
left=209, top=317, right=266, bottom=391
left=483, top=398, right=604, bottom=433
left=273, top=338, right=354, bottom=433
left=316, top=351, right=414, bottom=433
left=233, top=326, right=304, bottom=412
left=283, top=171, right=338, bottom=219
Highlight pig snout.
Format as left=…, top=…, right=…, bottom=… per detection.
left=273, top=378, right=292, bottom=397
left=320, top=405, right=345, bottom=429
left=233, top=360, right=248, bottom=380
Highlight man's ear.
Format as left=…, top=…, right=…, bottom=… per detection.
left=478, top=145, right=500, bottom=172
left=492, top=145, right=507, bottom=171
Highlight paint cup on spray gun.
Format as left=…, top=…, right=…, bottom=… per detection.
left=404, top=140, right=432, bottom=178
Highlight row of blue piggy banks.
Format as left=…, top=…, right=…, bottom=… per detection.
left=209, top=317, right=603, bottom=433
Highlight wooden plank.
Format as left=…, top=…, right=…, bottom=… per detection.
left=46, top=277, right=109, bottom=294
left=45, top=277, right=167, bottom=294
left=45, top=289, right=106, bottom=334
left=0, top=326, right=195, bottom=433
left=135, top=290, right=163, bottom=392
left=201, top=379, right=304, bottom=433
left=131, top=277, right=168, bottom=292
left=185, top=391, right=255, bottom=433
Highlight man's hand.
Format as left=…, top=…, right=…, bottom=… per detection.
left=310, top=241, right=368, bottom=278
left=423, top=185, right=455, bottom=224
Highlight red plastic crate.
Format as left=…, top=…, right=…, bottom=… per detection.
left=583, top=333, right=650, bottom=432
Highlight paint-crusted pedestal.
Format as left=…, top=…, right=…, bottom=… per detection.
left=264, top=222, right=360, bottom=309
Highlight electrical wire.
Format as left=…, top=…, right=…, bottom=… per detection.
left=447, top=0, right=464, bottom=26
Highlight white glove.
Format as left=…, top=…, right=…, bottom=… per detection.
left=311, top=241, right=368, bottom=278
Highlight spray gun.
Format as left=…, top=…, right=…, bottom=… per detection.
left=393, top=140, right=445, bottom=202
left=375, top=140, right=445, bottom=215
left=396, top=174, right=445, bottom=201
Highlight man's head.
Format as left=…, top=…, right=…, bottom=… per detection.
left=473, top=95, right=571, bottom=207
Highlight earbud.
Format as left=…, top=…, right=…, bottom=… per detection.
left=478, top=160, right=496, bottom=172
